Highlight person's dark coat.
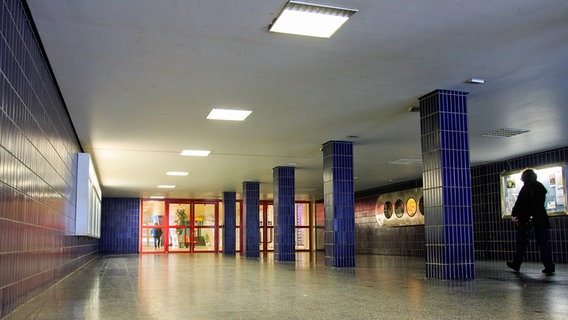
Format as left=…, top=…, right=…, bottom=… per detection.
left=511, top=180, right=550, bottom=229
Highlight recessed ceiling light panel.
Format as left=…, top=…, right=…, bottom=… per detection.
left=180, top=150, right=211, bottom=157
left=466, top=78, right=486, bottom=84
left=167, top=171, right=190, bottom=176
left=207, top=108, right=252, bottom=121
left=157, top=185, right=176, bottom=189
left=269, top=1, right=358, bottom=38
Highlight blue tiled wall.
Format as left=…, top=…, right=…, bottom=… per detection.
left=243, top=181, right=260, bottom=258
left=472, top=147, right=568, bottom=263
left=0, top=1, right=97, bottom=317
left=353, top=149, right=568, bottom=265
left=273, top=166, right=296, bottom=261
left=222, top=192, right=237, bottom=255
left=323, top=141, right=355, bottom=267
left=100, top=198, right=140, bottom=254
left=419, top=90, right=474, bottom=279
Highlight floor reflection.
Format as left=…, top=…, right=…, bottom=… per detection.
left=4, top=253, right=568, bottom=319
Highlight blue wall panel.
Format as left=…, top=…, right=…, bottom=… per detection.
left=0, top=1, right=96, bottom=316
left=100, top=198, right=140, bottom=254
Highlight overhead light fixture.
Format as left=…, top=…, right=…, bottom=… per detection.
left=157, top=185, right=176, bottom=189
left=180, top=150, right=211, bottom=157
left=167, top=171, right=190, bottom=176
left=207, top=108, right=252, bottom=121
left=150, top=196, right=165, bottom=199
left=268, top=1, right=358, bottom=38
left=466, top=78, right=485, bottom=84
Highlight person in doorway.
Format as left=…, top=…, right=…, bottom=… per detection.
left=507, top=169, right=555, bottom=275
left=151, top=223, right=163, bottom=249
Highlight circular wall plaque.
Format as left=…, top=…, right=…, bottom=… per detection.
left=384, top=201, right=393, bottom=219
left=406, top=197, right=417, bottom=217
left=394, top=199, right=404, bottom=218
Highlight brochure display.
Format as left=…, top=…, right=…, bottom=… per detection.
left=500, top=163, right=567, bottom=218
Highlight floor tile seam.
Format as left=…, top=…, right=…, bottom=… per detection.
left=122, top=257, right=147, bottom=319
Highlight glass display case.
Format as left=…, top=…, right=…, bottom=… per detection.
left=500, top=163, right=567, bottom=218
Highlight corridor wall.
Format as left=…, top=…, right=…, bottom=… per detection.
left=354, top=147, right=568, bottom=264
left=0, top=1, right=98, bottom=317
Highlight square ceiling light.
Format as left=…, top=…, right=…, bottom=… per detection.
left=268, top=1, right=358, bottom=38
left=180, top=150, right=211, bottom=157
left=207, top=108, right=252, bottom=121
left=167, top=171, right=190, bottom=176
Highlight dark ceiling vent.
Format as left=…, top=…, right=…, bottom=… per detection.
left=482, top=128, right=530, bottom=138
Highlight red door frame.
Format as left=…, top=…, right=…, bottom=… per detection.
left=140, top=198, right=310, bottom=253
left=140, top=199, right=222, bottom=254
left=259, top=201, right=274, bottom=252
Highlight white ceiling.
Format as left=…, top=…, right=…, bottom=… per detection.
left=25, top=0, right=568, bottom=200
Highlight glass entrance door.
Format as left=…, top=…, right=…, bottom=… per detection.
left=169, top=202, right=192, bottom=252
left=168, top=202, right=218, bottom=252
left=140, top=199, right=220, bottom=253
left=193, top=202, right=217, bottom=252
left=141, top=200, right=166, bottom=252
left=259, top=203, right=274, bottom=252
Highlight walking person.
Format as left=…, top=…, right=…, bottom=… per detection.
left=151, top=223, right=163, bottom=249
left=507, top=169, right=555, bottom=275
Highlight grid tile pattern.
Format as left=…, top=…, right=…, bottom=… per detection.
left=273, top=166, right=296, bottom=261
left=0, top=1, right=97, bottom=317
left=472, top=147, right=568, bottom=264
left=354, top=179, right=426, bottom=256
left=419, top=90, right=475, bottom=279
left=222, top=192, right=237, bottom=255
left=243, top=181, right=260, bottom=258
left=323, top=141, right=355, bottom=267
left=99, top=198, right=140, bottom=254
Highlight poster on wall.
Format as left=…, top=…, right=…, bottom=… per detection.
left=500, top=163, right=567, bottom=218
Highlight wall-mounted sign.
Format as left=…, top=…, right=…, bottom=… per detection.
left=375, top=188, right=424, bottom=227
left=500, top=163, right=567, bottom=218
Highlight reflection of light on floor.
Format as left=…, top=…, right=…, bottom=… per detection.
left=407, top=277, right=422, bottom=318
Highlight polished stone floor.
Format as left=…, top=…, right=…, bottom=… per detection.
left=4, top=253, right=568, bottom=320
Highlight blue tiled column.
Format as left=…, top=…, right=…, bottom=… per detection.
left=273, top=166, right=296, bottom=261
left=419, top=89, right=475, bottom=280
left=222, top=192, right=237, bottom=255
left=322, top=141, right=355, bottom=267
left=242, top=181, right=260, bottom=258
left=100, top=198, right=140, bottom=254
